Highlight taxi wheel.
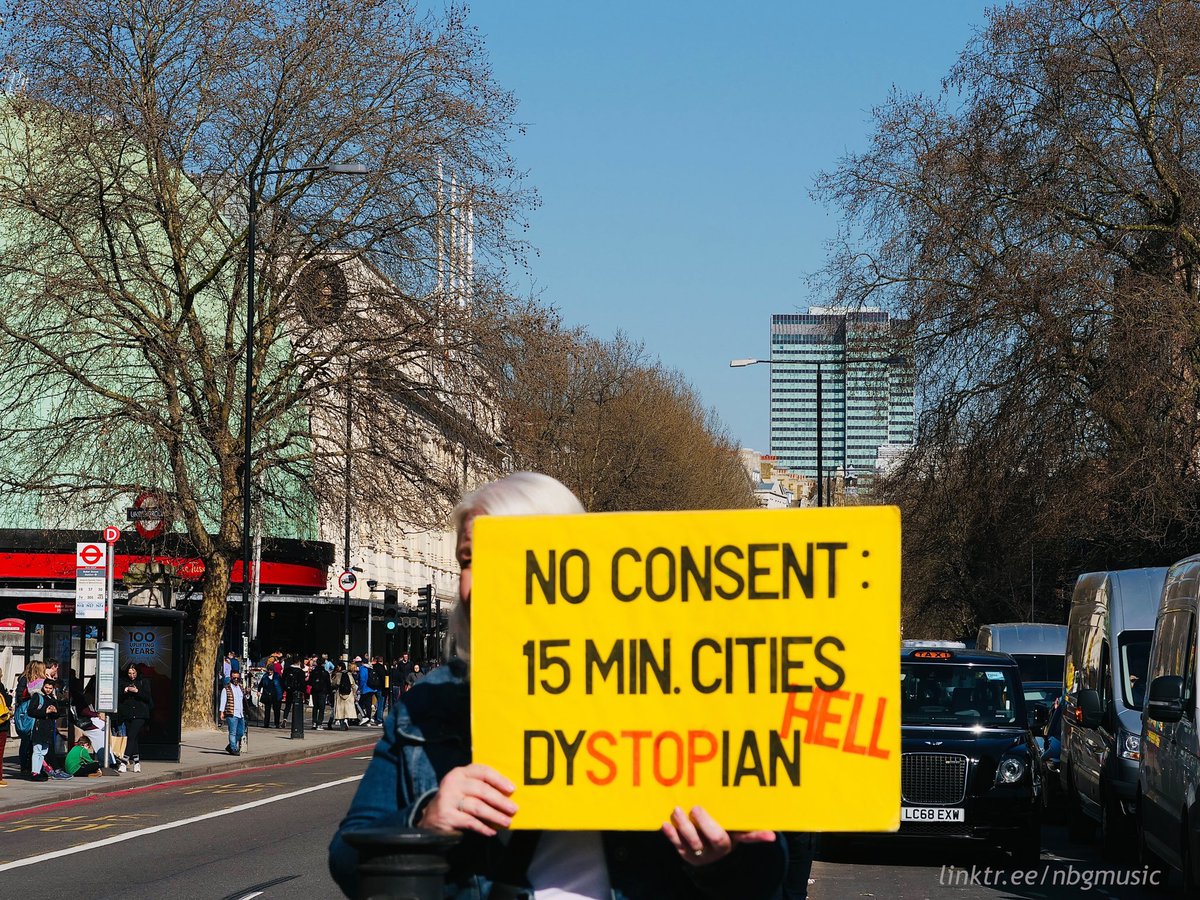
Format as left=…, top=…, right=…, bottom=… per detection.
left=1008, top=824, right=1042, bottom=866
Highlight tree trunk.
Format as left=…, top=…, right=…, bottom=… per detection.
left=180, top=554, right=232, bottom=730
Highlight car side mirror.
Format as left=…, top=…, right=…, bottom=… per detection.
left=1029, top=705, right=1049, bottom=731
left=1146, top=675, right=1185, bottom=723
left=1077, top=689, right=1103, bottom=728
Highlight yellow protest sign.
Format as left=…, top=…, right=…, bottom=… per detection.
left=471, top=506, right=901, bottom=831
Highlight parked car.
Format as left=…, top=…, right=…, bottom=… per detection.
left=1062, top=567, right=1164, bottom=848
left=1137, top=556, right=1200, bottom=891
left=898, top=645, right=1044, bottom=863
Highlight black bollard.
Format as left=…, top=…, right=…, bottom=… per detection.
left=290, top=693, right=305, bottom=739
left=344, top=828, right=460, bottom=900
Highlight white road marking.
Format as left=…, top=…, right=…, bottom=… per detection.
left=0, top=775, right=363, bottom=873
left=235, top=893, right=263, bottom=900
left=354, top=756, right=372, bottom=759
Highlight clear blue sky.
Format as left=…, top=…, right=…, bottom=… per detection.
left=466, top=1, right=994, bottom=452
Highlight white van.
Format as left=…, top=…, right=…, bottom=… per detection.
left=1138, top=557, right=1200, bottom=890
left=1062, top=567, right=1165, bottom=848
left=976, top=622, right=1067, bottom=686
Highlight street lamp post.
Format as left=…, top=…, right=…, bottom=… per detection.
left=731, top=357, right=826, bottom=507
left=242, top=161, right=368, bottom=662
left=731, top=353, right=905, bottom=507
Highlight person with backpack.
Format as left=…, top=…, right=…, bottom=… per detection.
left=28, top=678, right=71, bottom=781
left=331, top=661, right=355, bottom=731
left=369, top=656, right=388, bottom=721
left=308, top=659, right=331, bottom=730
left=357, top=655, right=379, bottom=726
left=14, top=659, right=45, bottom=778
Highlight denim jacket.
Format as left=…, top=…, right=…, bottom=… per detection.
left=329, top=659, right=786, bottom=900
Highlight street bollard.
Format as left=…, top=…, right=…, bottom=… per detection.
left=343, top=828, right=460, bottom=900
left=290, top=693, right=304, bottom=739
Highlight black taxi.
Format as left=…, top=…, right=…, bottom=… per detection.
left=899, top=645, right=1043, bottom=862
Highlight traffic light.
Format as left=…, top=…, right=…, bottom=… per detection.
left=416, top=584, right=433, bottom=629
left=383, top=589, right=399, bottom=631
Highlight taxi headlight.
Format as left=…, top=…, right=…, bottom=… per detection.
left=1119, top=730, right=1141, bottom=761
left=996, top=757, right=1026, bottom=785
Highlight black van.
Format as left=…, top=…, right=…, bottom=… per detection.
left=899, top=646, right=1044, bottom=862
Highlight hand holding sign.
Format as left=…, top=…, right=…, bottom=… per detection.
left=472, top=506, right=901, bottom=832
left=662, top=805, right=777, bottom=867
left=416, top=763, right=518, bottom=837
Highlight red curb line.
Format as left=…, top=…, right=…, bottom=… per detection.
left=0, top=741, right=374, bottom=823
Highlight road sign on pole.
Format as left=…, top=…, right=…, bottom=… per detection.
left=76, top=542, right=107, bottom=620
left=338, top=570, right=357, bottom=592
left=103, top=525, right=121, bottom=544
left=128, top=492, right=167, bottom=539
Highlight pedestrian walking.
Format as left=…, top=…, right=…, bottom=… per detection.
left=370, top=656, right=388, bottom=720
left=283, top=656, right=306, bottom=735
left=404, top=663, right=424, bottom=691
left=259, top=667, right=283, bottom=728
left=117, top=663, right=152, bottom=773
left=329, top=472, right=785, bottom=899
left=219, top=671, right=246, bottom=755
left=356, top=655, right=378, bottom=725
left=308, top=660, right=331, bottom=729
left=331, top=662, right=355, bottom=731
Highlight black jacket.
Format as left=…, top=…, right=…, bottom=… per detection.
left=283, top=665, right=307, bottom=699
left=117, top=676, right=152, bottom=721
left=28, top=691, right=61, bottom=745
left=308, top=665, right=331, bottom=696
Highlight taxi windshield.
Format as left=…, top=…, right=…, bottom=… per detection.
left=901, top=662, right=1022, bottom=727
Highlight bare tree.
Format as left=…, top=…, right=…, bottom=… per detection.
left=491, top=310, right=755, bottom=511
left=817, top=0, right=1200, bottom=632
left=0, top=0, right=526, bottom=726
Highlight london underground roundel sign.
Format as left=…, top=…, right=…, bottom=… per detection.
left=132, top=492, right=166, bottom=540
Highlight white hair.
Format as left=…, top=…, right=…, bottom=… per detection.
left=446, top=472, right=584, bottom=662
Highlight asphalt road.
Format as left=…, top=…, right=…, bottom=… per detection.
left=0, top=751, right=1191, bottom=900
left=0, top=746, right=371, bottom=900
left=811, top=818, right=1191, bottom=899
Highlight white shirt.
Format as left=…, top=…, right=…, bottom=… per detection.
left=527, top=831, right=612, bottom=900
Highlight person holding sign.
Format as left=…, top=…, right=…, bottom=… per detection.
left=329, top=472, right=784, bottom=899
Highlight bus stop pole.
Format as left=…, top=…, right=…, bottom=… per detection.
left=104, top=538, right=114, bottom=770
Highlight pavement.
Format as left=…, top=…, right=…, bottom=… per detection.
left=0, top=719, right=379, bottom=815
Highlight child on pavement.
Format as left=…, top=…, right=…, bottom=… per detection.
left=66, top=735, right=101, bottom=777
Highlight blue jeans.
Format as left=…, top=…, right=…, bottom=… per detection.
left=225, top=716, right=245, bottom=750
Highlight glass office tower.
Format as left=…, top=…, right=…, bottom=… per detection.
left=769, top=308, right=913, bottom=480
